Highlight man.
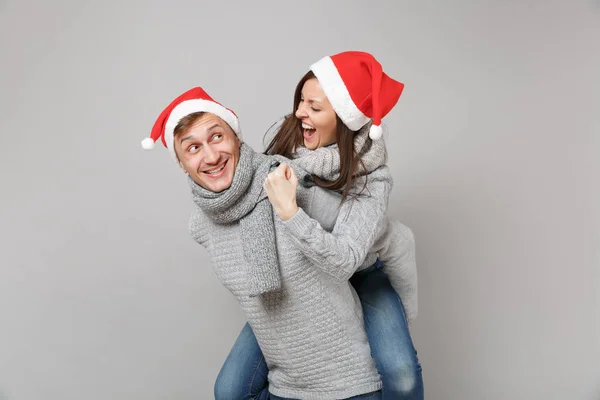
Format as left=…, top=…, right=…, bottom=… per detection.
left=141, top=86, right=394, bottom=399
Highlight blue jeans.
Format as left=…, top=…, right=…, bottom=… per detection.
left=351, top=260, right=423, bottom=399
left=213, top=324, right=382, bottom=400
left=214, top=323, right=270, bottom=400
left=214, top=259, right=422, bottom=400
left=270, top=393, right=382, bottom=400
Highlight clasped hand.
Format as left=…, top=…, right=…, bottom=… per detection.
left=264, top=163, right=299, bottom=221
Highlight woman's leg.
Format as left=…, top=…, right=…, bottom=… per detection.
left=350, top=260, right=424, bottom=400
left=347, top=391, right=382, bottom=399
left=214, top=322, right=271, bottom=400
left=270, top=392, right=381, bottom=400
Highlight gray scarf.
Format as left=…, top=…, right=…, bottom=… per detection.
left=290, top=122, right=387, bottom=181
left=188, top=143, right=283, bottom=297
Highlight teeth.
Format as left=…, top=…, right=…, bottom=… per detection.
left=206, top=165, right=225, bottom=174
left=302, top=123, right=315, bottom=129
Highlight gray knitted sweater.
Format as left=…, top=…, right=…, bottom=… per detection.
left=189, top=167, right=392, bottom=399
left=268, top=120, right=418, bottom=322
left=289, top=178, right=418, bottom=323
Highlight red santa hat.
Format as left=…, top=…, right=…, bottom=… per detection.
left=309, top=51, right=404, bottom=140
left=141, top=87, right=241, bottom=159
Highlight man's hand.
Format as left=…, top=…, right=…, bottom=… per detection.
left=264, top=163, right=299, bottom=221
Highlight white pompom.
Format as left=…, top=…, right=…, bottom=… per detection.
left=369, top=124, right=383, bottom=140
left=141, top=137, right=155, bottom=150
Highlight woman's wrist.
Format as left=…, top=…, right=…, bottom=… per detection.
left=276, top=201, right=299, bottom=221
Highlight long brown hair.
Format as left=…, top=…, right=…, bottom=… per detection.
left=264, top=71, right=367, bottom=201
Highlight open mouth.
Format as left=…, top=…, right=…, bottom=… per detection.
left=302, top=122, right=316, bottom=139
left=203, top=160, right=227, bottom=178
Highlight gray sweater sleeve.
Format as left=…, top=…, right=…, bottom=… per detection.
left=371, top=220, right=419, bottom=323
left=281, top=166, right=392, bottom=283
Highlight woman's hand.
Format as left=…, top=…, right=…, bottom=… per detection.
left=264, top=163, right=299, bottom=221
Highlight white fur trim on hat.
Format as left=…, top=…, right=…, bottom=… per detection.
left=369, top=125, right=383, bottom=140
left=310, top=56, right=371, bottom=131
left=141, top=137, right=155, bottom=150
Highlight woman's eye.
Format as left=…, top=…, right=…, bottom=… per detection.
left=311, top=107, right=321, bottom=112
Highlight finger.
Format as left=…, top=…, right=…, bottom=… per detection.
left=287, top=166, right=297, bottom=179
left=266, top=171, right=278, bottom=181
left=264, top=177, right=272, bottom=189
left=283, top=164, right=292, bottom=180
left=289, top=167, right=299, bottom=187
left=275, top=163, right=287, bottom=177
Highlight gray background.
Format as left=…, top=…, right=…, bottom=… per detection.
left=1, top=1, right=599, bottom=399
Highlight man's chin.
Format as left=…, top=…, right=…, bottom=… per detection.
left=195, top=176, right=233, bottom=193
left=211, top=185, right=229, bottom=193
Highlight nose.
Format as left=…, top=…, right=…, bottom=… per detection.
left=203, top=144, right=219, bottom=164
left=295, top=103, right=308, bottom=119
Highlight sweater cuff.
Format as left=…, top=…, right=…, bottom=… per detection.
left=281, top=207, right=313, bottom=238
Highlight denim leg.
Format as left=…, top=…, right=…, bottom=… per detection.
left=214, top=322, right=271, bottom=400
left=270, top=392, right=380, bottom=400
left=345, top=390, right=382, bottom=399
left=351, top=261, right=424, bottom=400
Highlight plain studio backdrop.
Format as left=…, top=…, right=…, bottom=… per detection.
left=1, top=1, right=599, bottom=399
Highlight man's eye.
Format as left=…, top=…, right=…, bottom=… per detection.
left=188, top=145, right=200, bottom=153
left=213, top=134, right=223, bottom=140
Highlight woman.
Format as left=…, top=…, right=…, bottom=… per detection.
left=215, top=51, right=423, bottom=399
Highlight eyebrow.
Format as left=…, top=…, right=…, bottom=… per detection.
left=302, top=93, right=325, bottom=105
left=180, top=123, right=222, bottom=143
